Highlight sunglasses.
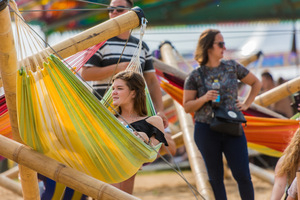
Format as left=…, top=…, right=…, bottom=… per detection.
left=214, top=41, right=225, bottom=48
left=108, top=6, right=128, bottom=13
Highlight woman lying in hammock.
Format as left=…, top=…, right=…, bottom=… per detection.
left=111, top=71, right=168, bottom=194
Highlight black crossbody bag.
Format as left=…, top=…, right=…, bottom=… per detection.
left=198, top=67, right=246, bottom=136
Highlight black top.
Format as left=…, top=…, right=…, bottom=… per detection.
left=130, top=118, right=168, bottom=146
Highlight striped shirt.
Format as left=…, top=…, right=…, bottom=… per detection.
left=84, top=36, right=154, bottom=98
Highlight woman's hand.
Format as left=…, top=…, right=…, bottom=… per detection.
left=236, top=99, right=249, bottom=111
left=204, top=90, right=219, bottom=102
left=134, top=131, right=149, bottom=144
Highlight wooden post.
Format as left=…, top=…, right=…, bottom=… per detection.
left=0, top=134, right=139, bottom=200
left=0, top=1, right=40, bottom=199
left=160, top=42, right=215, bottom=199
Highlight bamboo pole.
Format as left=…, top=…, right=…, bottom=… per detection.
left=153, top=49, right=261, bottom=84
left=163, top=94, right=174, bottom=109
left=160, top=42, right=214, bottom=199
left=24, top=7, right=143, bottom=68
left=248, top=102, right=287, bottom=119
left=0, top=175, right=23, bottom=197
left=254, top=77, right=300, bottom=107
left=0, top=134, right=140, bottom=200
left=249, top=163, right=274, bottom=184
left=171, top=132, right=184, bottom=148
left=240, top=51, right=263, bottom=67
left=1, top=166, right=19, bottom=179
left=153, top=57, right=188, bottom=80
left=0, top=2, right=40, bottom=199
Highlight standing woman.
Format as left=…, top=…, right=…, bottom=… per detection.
left=111, top=71, right=168, bottom=194
left=183, top=29, right=261, bottom=200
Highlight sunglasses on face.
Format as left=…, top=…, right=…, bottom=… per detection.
left=108, top=6, right=128, bottom=13
left=214, top=41, right=225, bottom=48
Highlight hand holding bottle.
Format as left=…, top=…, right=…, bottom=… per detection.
left=211, top=79, right=220, bottom=107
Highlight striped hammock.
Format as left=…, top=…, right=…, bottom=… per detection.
left=17, top=54, right=161, bottom=183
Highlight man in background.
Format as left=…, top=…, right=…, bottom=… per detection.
left=81, top=0, right=169, bottom=128
left=261, top=71, right=294, bottom=118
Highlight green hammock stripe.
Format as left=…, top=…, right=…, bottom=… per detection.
left=17, top=54, right=161, bottom=183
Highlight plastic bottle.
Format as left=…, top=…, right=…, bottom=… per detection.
left=125, top=124, right=133, bottom=133
left=212, top=79, right=220, bottom=107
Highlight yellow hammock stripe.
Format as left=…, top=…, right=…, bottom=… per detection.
left=247, top=142, right=283, bottom=158
left=17, top=54, right=161, bottom=183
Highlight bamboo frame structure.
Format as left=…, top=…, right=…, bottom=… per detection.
left=0, top=2, right=40, bottom=199
left=0, top=134, right=140, bottom=200
left=160, top=41, right=215, bottom=199
left=0, top=2, right=144, bottom=199
left=24, top=7, right=143, bottom=68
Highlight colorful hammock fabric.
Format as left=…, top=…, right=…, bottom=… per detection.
left=243, top=116, right=299, bottom=157
left=0, top=95, right=13, bottom=161
left=160, top=80, right=300, bottom=157
left=17, top=54, right=161, bottom=184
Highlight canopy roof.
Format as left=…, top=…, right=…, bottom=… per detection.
left=15, top=0, right=300, bottom=35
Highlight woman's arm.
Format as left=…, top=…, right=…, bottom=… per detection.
left=183, top=89, right=218, bottom=113
left=146, top=116, right=165, bottom=146
left=271, top=157, right=288, bottom=200
left=81, top=62, right=128, bottom=81
left=237, top=72, right=262, bottom=111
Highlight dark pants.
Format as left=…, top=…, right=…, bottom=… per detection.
left=194, top=122, right=254, bottom=200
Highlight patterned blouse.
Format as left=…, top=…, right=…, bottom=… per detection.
left=184, top=59, right=249, bottom=123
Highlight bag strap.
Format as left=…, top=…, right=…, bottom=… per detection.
left=198, top=66, right=214, bottom=110
left=197, top=66, right=207, bottom=92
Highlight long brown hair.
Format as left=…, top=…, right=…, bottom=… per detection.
left=112, top=71, right=148, bottom=116
left=194, top=29, right=220, bottom=65
left=277, top=128, right=300, bottom=184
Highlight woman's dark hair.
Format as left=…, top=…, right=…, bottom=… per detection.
left=112, top=71, right=147, bottom=116
left=194, top=29, right=220, bottom=65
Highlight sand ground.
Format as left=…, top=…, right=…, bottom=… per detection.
left=0, top=169, right=273, bottom=200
